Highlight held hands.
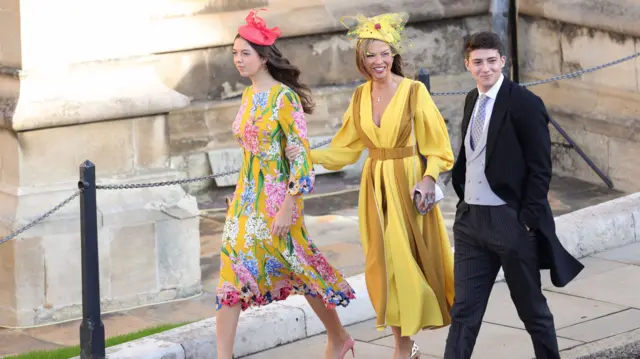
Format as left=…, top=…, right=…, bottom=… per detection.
left=284, top=145, right=301, bottom=160
left=413, top=175, right=437, bottom=214
left=271, top=197, right=294, bottom=237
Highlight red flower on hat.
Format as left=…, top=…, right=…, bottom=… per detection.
left=238, top=9, right=282, bottom=46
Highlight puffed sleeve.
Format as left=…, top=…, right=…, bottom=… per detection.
left=414, top=82, right=455, bottom=180
left=311, top=91, right=365, bottom=170
left=277, top=89, right=314, bottom=196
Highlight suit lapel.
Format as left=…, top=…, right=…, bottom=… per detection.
left=460, top=89, right=478, bottom=143
left=485, top=79, right=510, bottom=162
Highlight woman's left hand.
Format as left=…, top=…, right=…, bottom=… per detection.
left=271, top=201, right=294, bottom=237
left=413, top=175, right=436, bottom=213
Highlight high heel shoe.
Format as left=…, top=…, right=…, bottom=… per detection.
left=409, top=341, right=420, bottom=359
left=339, top=336, right=356, bottom=358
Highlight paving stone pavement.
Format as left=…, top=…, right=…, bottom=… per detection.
left=241, top=242, right=640, bottom=359
left=0, top=175, right=628, bottom=357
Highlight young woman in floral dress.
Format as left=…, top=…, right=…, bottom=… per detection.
left=214, top=9, right=356, bottom=359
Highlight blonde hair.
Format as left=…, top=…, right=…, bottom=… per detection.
left=354, top=38, right=405, bottom=80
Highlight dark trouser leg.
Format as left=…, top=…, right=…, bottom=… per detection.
left=488, top=206, right=560, bottom=359
left=444, top=205, right=501, bottom=359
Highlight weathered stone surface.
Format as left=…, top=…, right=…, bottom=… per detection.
left=0, top=0, right=20, bottom=67
left=91, top=338, right=185, bottom=359
left=279, top=274, right=374, bottom=337
left=133, top=115, right=170, bottom=170
left=519, top=0, right=640, bottom=38
left=156, top=217, right=201, bottom=291
left=554, top=192, right=640, bottom=260
left=518, top=17, right=563, bottom=76
left=11, top=61, right=190, bottom=131
left=16, top=1, right=489, bottom=71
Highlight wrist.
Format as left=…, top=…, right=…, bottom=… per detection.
left=282, top=195, right=295, bottom=210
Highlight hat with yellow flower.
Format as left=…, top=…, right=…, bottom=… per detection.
left=340, top=12, right=410, bottom=53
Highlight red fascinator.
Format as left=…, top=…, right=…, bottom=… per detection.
left=238, top=9, right=282, bottom=46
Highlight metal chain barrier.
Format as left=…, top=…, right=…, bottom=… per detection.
left=0, top=189, right=82, bottom=245
left=95, top=139, right=334, bottom=190
left=429, top=51, right=640, bottom=97
left=1, top=51, right=639, bottom=244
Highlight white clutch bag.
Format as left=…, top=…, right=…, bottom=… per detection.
left=413, top=183, right=444, bottom=215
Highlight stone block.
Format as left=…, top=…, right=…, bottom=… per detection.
left=372, top=322, right=581, bottom=359
left=0, top=0, right=20, bottom=68
left=279, top=273, right=375, bottom=337
left=17, top=119, right=135, bottom=186
left=12, top=237, right=45, bottom=316
left=559, top=23, right=637, bottom=93
left=93, top=338, right=185, bottom=359
left=42, top=233, right=82, bottom=307
left=168, top=100, right=239, bottom=155
left=547, top=265, right=640, bottom=310
left=560, top=327, right=640, bottom=359
left=110, top=224, right=158, bottom=299
left=151, top=317, right=217, bottom=358
left=180, top=153, right=214, bottom=195
left=518, top=16, right=563, bottom=76
left=156, top=217, right=201, bottom=291
left=608, top=137, right=640, bottom=193
left=207, top=148, right=242, bottom=188
left=547, top=114, right=611, bottom=186
left=554, top=193, right=638, bottom=260
left=483, top=283, right=626, bottom=330
left=151, top=303, right=307, bottom=358
left=12, top=58, right=190, bottom=131
left=636, top=38, right=640, bottom=93
left=519, top=0, right=640, bottom=39
left=133, top=115, right=170, bottom=170
left=557, top=308, right=640, bottom=342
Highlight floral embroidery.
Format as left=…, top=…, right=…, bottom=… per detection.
left=264, top=173, right=286, bottom=218
left=217, top=84, right=354, bottom=312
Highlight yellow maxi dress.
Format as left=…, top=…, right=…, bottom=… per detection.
left=312, top=78, right=455, bottom=336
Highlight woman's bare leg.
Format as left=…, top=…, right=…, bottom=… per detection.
left=306, top=295, right=354, bottom=359
left=216, top=303, right=242, bottom=359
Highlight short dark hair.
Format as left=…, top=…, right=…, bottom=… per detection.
left=465, top=31, right=504, bottom=59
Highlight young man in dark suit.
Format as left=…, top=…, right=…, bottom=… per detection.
left=443, top=32, right=585, bottom=359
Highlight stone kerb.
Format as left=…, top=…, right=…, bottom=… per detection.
left=89, top=192, right=640, bottom=359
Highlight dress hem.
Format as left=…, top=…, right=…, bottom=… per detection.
left=216, top=282, right=356, bottom=312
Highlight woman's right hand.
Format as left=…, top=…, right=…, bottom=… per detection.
left=284, top=145, right=302, bottom=160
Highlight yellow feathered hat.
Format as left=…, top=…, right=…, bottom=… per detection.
left=340, top=12, right=410, bottom=53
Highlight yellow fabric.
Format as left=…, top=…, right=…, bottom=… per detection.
left=311, top=78, right=455, bottom=336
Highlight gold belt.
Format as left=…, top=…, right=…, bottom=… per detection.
left=368, top=146, right=414, bottom=160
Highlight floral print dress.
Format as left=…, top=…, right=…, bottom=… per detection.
left=216, top=83, right=356, bottom=311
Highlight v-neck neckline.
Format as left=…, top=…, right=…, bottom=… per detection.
left=370, top=78, right=407, bottom=129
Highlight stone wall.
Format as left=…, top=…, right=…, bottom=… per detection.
left=518, top=0, right=640, bottom=192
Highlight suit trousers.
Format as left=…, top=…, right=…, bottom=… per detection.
left=444, top=204, right=560, bottom=359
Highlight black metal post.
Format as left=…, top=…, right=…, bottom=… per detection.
left=417, top=68, right=431, bottom=92
left=508, top=0, right=520, bottom=83
left=548, top=119, right=614, bottom=189
left=491, top=0, right=511, bottom=79
left=78, top=160, right=105, bottom=359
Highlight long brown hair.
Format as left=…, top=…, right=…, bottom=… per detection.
left=355, top=38, right=405, bottom=80
left=235, top=35, right=315, bottom=114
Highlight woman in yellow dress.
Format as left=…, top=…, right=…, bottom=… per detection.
left=287, top=13, right=455, bottom=359
left=215, top=9, right=356, bottom=359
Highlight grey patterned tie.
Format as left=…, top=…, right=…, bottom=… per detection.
left=470, top=94, right=490, bottom=151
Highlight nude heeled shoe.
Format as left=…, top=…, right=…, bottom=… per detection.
left=339, top=336, right=356, bottom=358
